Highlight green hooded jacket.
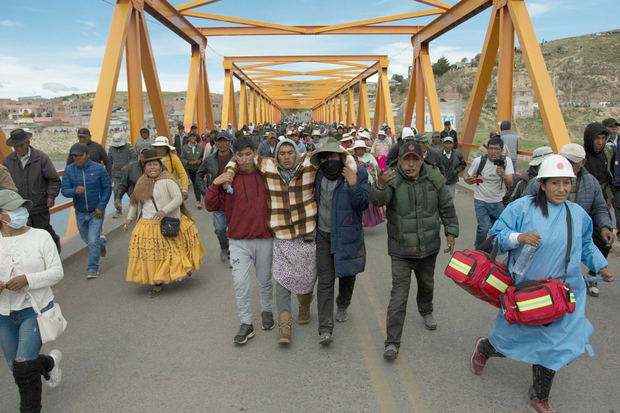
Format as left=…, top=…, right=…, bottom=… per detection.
left=371, top=163, right=459, bottom=259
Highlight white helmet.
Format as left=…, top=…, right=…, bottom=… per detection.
left=536, top=154, right=576, bottom=180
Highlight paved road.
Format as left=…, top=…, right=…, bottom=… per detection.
left=1, top=186, right=619, bottom=412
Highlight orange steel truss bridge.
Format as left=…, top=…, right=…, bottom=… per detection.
left=0, top=0, right=572, bottom=238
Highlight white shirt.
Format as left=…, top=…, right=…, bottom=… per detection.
left=0, top=228, right=63, bottom=314
left=19, top=147, right=31, bottom=168
left=468, top=156, right=514, bottom=203
left=443, top=149, right=452, bottom=160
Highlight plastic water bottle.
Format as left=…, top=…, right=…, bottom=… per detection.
left=513, top=244, right=537, bottom=277
left=226, top=185, right=234, bottom=195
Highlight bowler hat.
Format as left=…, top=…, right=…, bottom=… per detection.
left=6, top=129, right=32, bottom=146
left=141, top=149, right=162, bottom=163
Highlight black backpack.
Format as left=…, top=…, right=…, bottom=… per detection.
left=502, top=176, right=528, bottom=206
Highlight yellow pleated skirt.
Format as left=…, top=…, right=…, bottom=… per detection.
left=127, top=215, right=206, bottom=285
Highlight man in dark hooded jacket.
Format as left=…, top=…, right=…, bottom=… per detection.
left=584, top=122, right=612, bottom=204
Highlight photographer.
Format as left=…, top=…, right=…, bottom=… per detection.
left=463, top=136, right=513, bottom=248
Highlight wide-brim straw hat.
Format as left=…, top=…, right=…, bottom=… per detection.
left=151, top=136, right=175, bottom=150
left=348, top=139, right=371, bottom=152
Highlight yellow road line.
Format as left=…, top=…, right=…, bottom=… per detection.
left=359, top=275, right=431, bottom=413
left=351, top=293, right=399, bottom=413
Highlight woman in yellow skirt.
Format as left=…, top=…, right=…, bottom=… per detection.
left=123, top=149, right=205, bottom=297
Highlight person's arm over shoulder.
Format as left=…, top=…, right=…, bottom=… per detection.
left=24, top=231, right=63, bottom=290
left=97, top=165, right=112, bottom=210
left=588, top=175, right=613, bottom=230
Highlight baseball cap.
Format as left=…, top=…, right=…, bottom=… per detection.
left=560, top=143, right=586, bottom=163
left=77, top=128, right=91, bottom=137
left=216, top=131, right=233, bottom=141
left=443, top=136, right=454, bottom=143
left=0, top=189, right=32, bottom=211
left=432, top=130, right=441, bottom=138
left=602, top=118, right=620, bottom=128
left=69, top=142, right=90, bottom=156
left=399, top=141, right=423, bottom=160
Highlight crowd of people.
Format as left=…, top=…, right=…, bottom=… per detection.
left=0, top=116, right=618, bottom=412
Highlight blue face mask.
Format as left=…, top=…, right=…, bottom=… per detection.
left=2, top=207, right=29, bottom=229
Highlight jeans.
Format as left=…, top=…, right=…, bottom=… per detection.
left=474, top=200, right=504, bottom=248
left=316, top=229, right=356, bottom=334
left=229, top=238, right=274, bottom=325
left=0, top=302, right=52, bottom=370
left=76, top=210, right=105, bottom=272
left=385, top=254, right=437, bottom=347
left=213, top=211, right=229, bottom=251
left=28, top=210, right=60, bottom=251
left=446, top=184, right=456, bottom=200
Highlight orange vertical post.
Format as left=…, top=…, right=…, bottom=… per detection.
left=419, top=44, right=442, bottom=132
left=184, top=46, right=201, bottom=131
left=415, top=60, right=425, bottom=132
left=379, top=61, right=395, bottom=132
left=125, top=9, right=144, bottom=146
left=238, top=80, right=248, bottom=129
left=372, top=74, right=385, bottom=134
left=88, top=0, right=132, bottom=145
left=339, top=93, right=345, bottom=123
left=347, top=87, right=356, bottom=125
left=221, top=66, right=233, bottom=127
left=497, top=6, right=515, bottom=126
left=139, top=11, right=169, bottom=139
left=357, top=79, right=370, bottom=128
left=460, top=6, right=500, bottom=159
left=249, top=88, right=256, bottom=124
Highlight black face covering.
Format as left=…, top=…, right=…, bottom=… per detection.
left=320, top=159, right=344, bottom=180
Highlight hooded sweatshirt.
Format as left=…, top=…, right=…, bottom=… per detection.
left=275, top=139, right=300, bottom=184
left=204, top=167, right=271, bottom=240
left=584, top=122, right=612, bottom=192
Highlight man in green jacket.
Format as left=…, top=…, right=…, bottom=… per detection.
left=371, top=141, right=459, bottom=361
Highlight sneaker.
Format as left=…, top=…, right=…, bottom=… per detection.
left=46, top=350, right=62, bottom=388
left=195, top=201, right=202, bottom=210
left=422, top=314, right=437, bottom=330
left=335, top=307, right=348, bottom=323
left=383, top=344, right=399, bottom=361
left=319, top=332, right=333, bottom=346
left=234, top=324, right=255, bottom=345
left=470, top=337, right=488, bottom=375
left=528, top=398, right=557, bottom=413
left=220, top=249, right=228, bottom=263
left=99, top=236, right=107, bottom=258
left=113, top=210, right=122, bottom=219
left=86, top=271, right=99, bottom=279
left=261, top=312, right=275, bottom=330
left=586, top=282, right=600, bottom=297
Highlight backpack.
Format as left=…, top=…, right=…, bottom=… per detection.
left=475, top=155, right=487, bottom=177
left=502, top=176, right=529, bottom=206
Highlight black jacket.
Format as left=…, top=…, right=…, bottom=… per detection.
left=441, top=149, right=466, bottom=185
left=584, top=122, right=612, bottom=195
left=3, top=147, right=61, bottom=214
left=386, top=140, right=446, bottom=176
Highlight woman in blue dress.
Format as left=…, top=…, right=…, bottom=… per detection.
left=469, top=155, right=614, bottom=413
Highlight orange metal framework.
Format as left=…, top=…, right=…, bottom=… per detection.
left=0, top=0, right=571, bottom=240
left=221, top=55, right=393, bottom=132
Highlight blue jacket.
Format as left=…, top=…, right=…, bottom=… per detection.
left=61, top=160, right=112, bottom=213
left=315, top=165, right=369, bottom=277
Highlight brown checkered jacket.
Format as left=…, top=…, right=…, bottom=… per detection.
left=226, top=152, right=357, bottom=239
left=227, top=153, right=317, bottom=239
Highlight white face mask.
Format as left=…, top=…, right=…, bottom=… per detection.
left=2, top=207, right=29, bottom=229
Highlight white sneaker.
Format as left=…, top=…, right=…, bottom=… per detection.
left=46, top=350, right=62, bottom=388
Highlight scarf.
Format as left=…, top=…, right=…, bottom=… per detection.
left=130, top=170, right=192, bottom=218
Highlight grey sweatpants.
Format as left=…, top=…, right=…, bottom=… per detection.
left=229, top=238, right=274, bottom=324
left=276, top=282, right=292, bottom=316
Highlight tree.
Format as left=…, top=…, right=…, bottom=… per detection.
left=432, top=56, right=453, bottom=76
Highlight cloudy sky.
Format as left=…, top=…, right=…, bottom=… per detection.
left=0, top=0, right=618, bottom=99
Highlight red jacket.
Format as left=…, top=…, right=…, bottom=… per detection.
left=204, top=170, right=272, bottom=240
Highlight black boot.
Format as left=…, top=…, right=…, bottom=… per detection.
left=13, top=360, right=42, bottom=413
left=38, top=355, right=54, bottom=381
left=529, top=364, right=556, bottom=400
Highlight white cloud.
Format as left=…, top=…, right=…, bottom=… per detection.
left=74, top=44, right=106, bottom=59
left=78, top=20, right=97, bottom=28
left=373, top=41, right=412, bottom=77
left=42, top=82, right=79, bottom=93
left=0, top=20, right=19, bottom=27
left=527, top=3, right=551, bottom=18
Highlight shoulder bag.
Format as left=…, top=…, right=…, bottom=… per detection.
left=27, top=291, right=67, bottom=344
left=151, top=197, right=180, bottom=237
left=500, top=203, right=576, bottom=325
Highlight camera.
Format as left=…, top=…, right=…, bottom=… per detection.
left=493, top=156, right=506, bottom=169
